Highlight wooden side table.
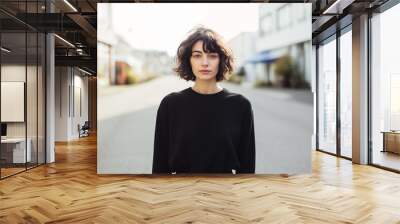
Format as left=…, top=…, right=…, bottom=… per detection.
left=381, top=131, right=400, bottom=154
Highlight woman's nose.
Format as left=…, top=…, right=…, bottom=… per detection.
left=201, top=57, right=209, bottom=65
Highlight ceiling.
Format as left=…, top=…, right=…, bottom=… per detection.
left=0, top=0, right=98, bottom=74
left=310, top=0, right=390, bottom=43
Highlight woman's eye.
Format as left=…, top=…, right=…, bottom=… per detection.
left=193, top=54, right=201, bottom=58
left=209, top=54, right=218, bottom=58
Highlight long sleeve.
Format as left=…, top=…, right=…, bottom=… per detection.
left=237, top=101, right=256, bottom=173
left=152, top=97, right=170, bottom=173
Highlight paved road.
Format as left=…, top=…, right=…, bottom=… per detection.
left=98, top=75, right=314, bottom=174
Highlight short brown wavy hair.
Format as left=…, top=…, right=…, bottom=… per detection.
left=174, top=26, right=234, bottom=82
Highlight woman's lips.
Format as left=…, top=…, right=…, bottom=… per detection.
left=199, top=70, right=211, bottom=74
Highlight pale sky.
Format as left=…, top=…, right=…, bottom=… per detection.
left=109, top=3, right=260, bottom=57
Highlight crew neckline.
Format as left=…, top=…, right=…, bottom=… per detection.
left=188, top=87, right=225, bottom=96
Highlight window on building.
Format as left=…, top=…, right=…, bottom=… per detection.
left=277, top=4, right=291, bottom=30
left=293, top=4, right=306, bottom=22
left=260, top=13, right=274, bottom=36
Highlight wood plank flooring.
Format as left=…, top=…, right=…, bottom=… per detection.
left=0, top=167, right=26, bottom=178
left=1, top=133, right=400, bottom=223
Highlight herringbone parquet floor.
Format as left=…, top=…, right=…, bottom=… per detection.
left=1, top=133, right=400, bottom=223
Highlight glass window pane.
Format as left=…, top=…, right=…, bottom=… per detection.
left=0, top=1, right=46, bottom=179
left=340, top=29, right=352, bottom=158
left=371, top=4, right=400, bottom=171
left=1, top=31, right=27, bottom=178
left=27, top=31, right=38, bottom=169
left=318, top=37, right=337, bottom=154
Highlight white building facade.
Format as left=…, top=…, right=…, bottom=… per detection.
left=228, top=32, right=258, bottom=83
left=256, top=3, right=312, bottom=85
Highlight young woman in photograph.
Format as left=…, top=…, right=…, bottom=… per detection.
left=153, top=26, right=255, bottom=174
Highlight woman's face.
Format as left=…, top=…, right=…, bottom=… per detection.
left=190, top=40, right=220, bottom=81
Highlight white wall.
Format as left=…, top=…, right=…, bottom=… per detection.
left=72, top=73, right=89, bottom=138
left=55, top=67, right=69, bottom=141
left=1, top=66, right=26, bottom=137
left=55, top=67, right=89, bottom=141
left=1, top=65, right=39, bottom=137
left=1, top=82, right=24, bottom=122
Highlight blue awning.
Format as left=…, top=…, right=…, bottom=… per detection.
left=246, top=50, right=282, bottom=64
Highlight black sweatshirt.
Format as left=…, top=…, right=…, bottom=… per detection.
left=152, top=87, right=255, bottom=174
